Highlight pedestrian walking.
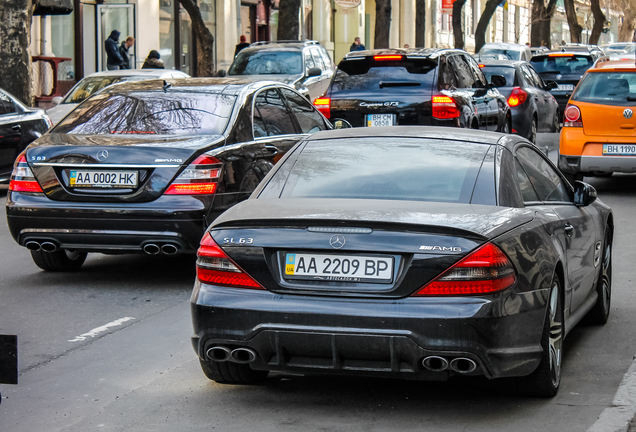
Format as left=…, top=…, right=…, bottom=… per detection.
left=105, top=30, right=124, bottom=70
left=141, top=50, right=165, bottom=69
left=119, top=36, right=135, bottom=69
left=349, top=37, right=365, bottom=52
left=234, top=35, right=250, bottom=57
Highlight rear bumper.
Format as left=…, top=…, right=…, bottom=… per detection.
left=191, top=283, right=547, bottom=380
left=559, top=128, right=636, bottom=174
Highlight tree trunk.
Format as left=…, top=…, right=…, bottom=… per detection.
left=619, top=9, right=636, bottom=42
left=277, top=0, right=301, bottom=40
left=178, top=0, right=214, bottom=76
left=453, top=0, right=467, bottom=49
left=415, top=0, right=426, bottom=47
left=475, top=0, right=500, bottom=53
left=563, top=0, right=582, bottom=43
left=0, top=0, right=33, bottom=105
left=589, top=0, right=606, bottom=45
left=530, top=0, right=557, bottom=47
left=375, top=0, right=391, bottom=49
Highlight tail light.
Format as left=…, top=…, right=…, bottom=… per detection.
left=9, top=154, right=43, bottom=193
left=412, top=243, right=516, bottom=296
left=564, top=104, right=582, bottom=128
left=196, top=233, right=264, bottom=289
left=313, top=97, right=331, bottom=119
left=164, top=154, right=222, bottom=195
left=478, top=64, right=486, bottom=68
left=432, top=95, right=460, bottom=119
left=507, top=87, right=528, bottom=107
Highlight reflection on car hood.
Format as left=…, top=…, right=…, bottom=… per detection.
left=46, top=103, right=78, bottom=125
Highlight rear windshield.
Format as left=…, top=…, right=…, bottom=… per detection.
left=331, top=58, right=437, bottom=93
left=530, top=55, right=594, bottom=75
left=229, top=50, right=302, bottom=75
left=479, top=48, right=521, bottom=60
left=63, top=76, right=150, bottom=104
left=273, top=138, right=489, bottom=203
left=480, top=67, right=516, bottom=87
left=571, top=72, right=636, bottom=106
left=54, top=91, right=236, bottom=135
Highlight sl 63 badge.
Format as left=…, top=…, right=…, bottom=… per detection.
left=223, top=238, right=254, bottom=244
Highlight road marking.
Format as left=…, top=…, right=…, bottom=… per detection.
left=68, top=317, right=135, bottom=342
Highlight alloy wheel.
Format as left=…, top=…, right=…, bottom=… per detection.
left=548, top=281, right=563, bottom=388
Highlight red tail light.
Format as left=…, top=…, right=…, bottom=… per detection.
left=564, top=104, right=582, bottom=128
left=478, top=64, right=486, bottom=68
left=374, top=55, right=403, bottom=61
left=164, top=154, right=222, bottom=195
left=412, top=243, right=516, bottom=296
left=196, top=233, right=264, bottom=289
left=313, top=97, right=331, bottom=119
left=9, top=154, right=43, bottom=193
left=507, top=87, right=528, bottom=107
left=432, top=95, right=460, bottom=119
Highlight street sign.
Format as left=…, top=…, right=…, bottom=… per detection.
left=441, top=0, right=455, bottom=12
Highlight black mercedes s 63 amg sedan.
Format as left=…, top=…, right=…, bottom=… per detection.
left=6, top=78, right=331, bottom=271
left=190, top=126, right=612, bottom=397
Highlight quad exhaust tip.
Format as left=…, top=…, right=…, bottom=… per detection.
left=143, top=243, right=179, bottom=255
left=41, top=242, right=58, bottom=252
left=25, top=241, right=41, bottom=251
left=25, top=241, right=58, bottom=252
left=206, top=346, right=232, bottom=362
left=449, top=357, right=477, bottom=374
left=422, top=356, right=449, bottom=372
left=422, top=356, right=478, bottom=374
left=161, top=244, right=178, bottom=255
left=143, top=244, right=160, bottom=255
left=206, top=346, right=257, bottom=364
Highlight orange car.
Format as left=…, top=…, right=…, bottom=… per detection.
left=559, top=59, right=636, bottom=182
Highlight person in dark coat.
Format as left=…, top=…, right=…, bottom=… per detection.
left=105, top=30, right=124, bottom=70
left=234, top=35, right=250, bottom=57
left=119, top=36, right=135, bottom=69
left=142, top=50, right=165, bottom=69
left=349, top=37, right=366, bottom=52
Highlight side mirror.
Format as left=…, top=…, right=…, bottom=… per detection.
left=307, top=67, right=322, bottom=78
left=217, top=69, right=226, bottom=77
left=51, top=96, right=63, bottom=106
left=331, top=118, right=352, bottom=129
left=490, top=74, right=507, bottom=88
left=544, top=80, right=558, bottom=90
left=573, top=180, right=597, bottom=206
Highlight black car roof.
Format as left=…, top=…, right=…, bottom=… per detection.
left=100, top=77, right=286, bottom=96
left=344, top=48, right=465, bottom=60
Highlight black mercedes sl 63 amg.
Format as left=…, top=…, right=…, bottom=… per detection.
left=6, top=78, right=331, bottom=271
left=190, top=126, right=612, bottom=397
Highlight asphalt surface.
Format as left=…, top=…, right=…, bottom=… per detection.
left=1, top=132, right=636, bottom=431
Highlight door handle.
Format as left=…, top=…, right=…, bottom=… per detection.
left=534, top=95, right=539, bottom=100
left=264, top=144, right=280, bottom=155
left=11, top=124, right=21, bottom=131
left=564, top=223, right=574, bottom=237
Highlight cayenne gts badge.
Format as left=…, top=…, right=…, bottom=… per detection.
left=624, top=109, right=633, bottom=119
left=359, top=102, right=400, bottom=108
left=96, top=150, right=109, bottom=161
left=419, top=245, right=462, bottom=252
left=329, top=234, right=346, bottom=249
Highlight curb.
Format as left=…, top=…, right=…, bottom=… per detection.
left=587, top=356, right=636, bottom=432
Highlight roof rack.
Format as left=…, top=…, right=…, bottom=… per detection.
left=250, top=40, right=320, bottom=47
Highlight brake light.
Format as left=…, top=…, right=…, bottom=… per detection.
left=564, top=104, right=582, bottom=127
left=507, top=87, right=528, bottom=107
left=374, top=55, right=403, bottom=61
left=478, top=64, right=486, bottom=68
left=432, top=95, right=460, bottom=119
left=164, top=154, right=221, bottom=195
left=196, top=233, right=264, bottom=289
left=9, top=154, right=43, bottom=193
left=313, top=97, right=331, bottom=119
left=549, top=53, right=573, bottom=57
left=413, top=243, right=516, bottom=296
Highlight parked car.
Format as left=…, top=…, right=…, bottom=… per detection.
left=479, top=60, right=560, bottom=142
left=530, top=47, right=605, bottom=116
left=599, top=42, right=636, bottom=57
left=0, top=88, right=51, bottom=184
left=46, top=69, right=190, bottom=125
left=191, top=126, right=613, bottom=398
left=476, top=43, right=533, bottom=62
left=219, top=40, right=334, bottom=102
left=6, top=78, right=331, bottom=271
left=530, top=46, right=549, bottom=56
left=313, top=48, right=511, bottom=132
left=559, top=59, right=636, bottom=181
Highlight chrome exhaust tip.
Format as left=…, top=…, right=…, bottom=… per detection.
left=206, top=346, right=232, bottom=362
left=40, top=242, right=58, bottom=252
left=422, top=356, right=449, bottom=372
left=161, top=244, right=178, bottom=255
left=449, top=357, right=477, bottom=374
left=25, top=241, right=41, bottom=251
left=230, top=347, right=257, bottom=364
left=143, top=244, right=160, bottom=255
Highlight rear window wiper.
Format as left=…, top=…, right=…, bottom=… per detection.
left=537, top=70, right=561, bottom=74
left=379, top=81, right=422, bottom=88
left=626, top=96, right=636, bottom=101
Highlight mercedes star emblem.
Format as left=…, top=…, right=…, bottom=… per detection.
left=329, top=234, right=346, bottom=249
left=624, top=109, right=633, bottom=119
left=96, top=150, right=109, bottom=161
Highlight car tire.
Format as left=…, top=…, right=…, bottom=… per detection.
left=586, top=228, right=612, bottom=325
left=199, top=359, right=269, bottom=384
left=30, top=249, right=87, bottom=272
left=528, top=117, right=537, bottom=143
left=552, top=109, right=561, bottom=133
left=517, top=274, right=563, bottom=398
left=500, top=116, right=511, bottom=134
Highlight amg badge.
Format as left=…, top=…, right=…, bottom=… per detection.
left=419, top=245, right=462, bottom=252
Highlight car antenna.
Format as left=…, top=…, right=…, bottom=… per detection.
left=163, top=80, right=171, bottom=92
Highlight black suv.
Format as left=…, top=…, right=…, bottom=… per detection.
left=313, top=48, right=510, bottom=131
left=220, top=40, right=334, bottom=102
left=530, top=46, right=605, bottom=116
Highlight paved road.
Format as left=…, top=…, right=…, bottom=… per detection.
left=1, top=132, right=636, bottom=431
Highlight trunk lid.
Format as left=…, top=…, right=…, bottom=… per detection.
left=576, top=100, right=636, bottom=137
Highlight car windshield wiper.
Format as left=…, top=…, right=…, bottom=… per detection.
left=537, top=70, right=562, bottom=74
left=379, top=81, right=422, bottom=88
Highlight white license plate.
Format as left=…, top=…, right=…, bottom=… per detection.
left=556, top=84, right=574, bottom=91
left=603, top=144, right=636, bottom=155
left=284, top=253, right=393, bottom=283
left=366, top=114, right=396, bottom=127
left=69, top=170, right=138, bottom=188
